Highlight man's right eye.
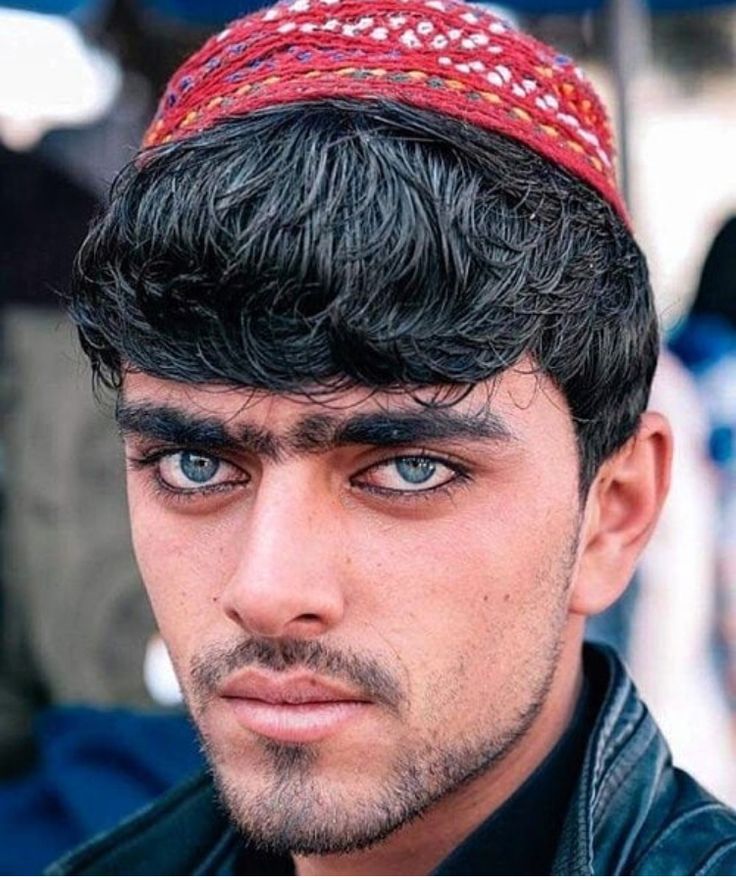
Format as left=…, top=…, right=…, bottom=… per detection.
left=155, top=451, right=248, bottom=493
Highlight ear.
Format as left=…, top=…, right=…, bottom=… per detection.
left=569, top=411, right=672, bottom=616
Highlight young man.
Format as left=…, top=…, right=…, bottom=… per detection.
left=49, top=0, right=736, bottom=874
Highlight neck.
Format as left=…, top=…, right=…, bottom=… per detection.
left=294, top=634, right=585, bottom=876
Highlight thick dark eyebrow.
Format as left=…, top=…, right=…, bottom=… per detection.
left=115, top=401, right=280, bottom=459
left=116, top=400, right=515, bottom=460
left=290, top=409, right=516, bottom=451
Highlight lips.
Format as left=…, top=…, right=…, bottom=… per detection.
left=219, top=670, right=372, bottom=743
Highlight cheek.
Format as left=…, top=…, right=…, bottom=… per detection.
left=343, top=503, right=571, bottom=710
left=126, top=480, right=238, bottom=645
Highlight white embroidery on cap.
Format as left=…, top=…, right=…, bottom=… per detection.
left=495, top=64, right=511, bottom=82
left=400, top=29, right=421, bottom=48
left=558, top=112, right=581, bottom=129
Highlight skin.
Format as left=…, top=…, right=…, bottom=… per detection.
left=121, top=362, right=671, bottom=875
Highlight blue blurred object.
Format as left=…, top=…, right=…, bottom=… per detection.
left=671, top=314, right=736, bottom=477
left=0, top=0, right=109, bottom=24
left=0, top=706, right=203, bottom=875
left=134, top=0, right=736, bottom=15
left=2, top=0, right=733, bottom=25
left=484, top=0, right=735, bottom=9
left=671, top=314, right=736, bottom=372
left=137, top=0, right=267, bottom=25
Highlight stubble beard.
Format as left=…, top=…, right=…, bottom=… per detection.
left=205, top=662, right=559, bottom=857
left=184, top=540, right=576, bottom=857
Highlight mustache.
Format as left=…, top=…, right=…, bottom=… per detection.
left=189, top=637, right=405, bottom=712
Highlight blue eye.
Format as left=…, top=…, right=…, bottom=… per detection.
left=179, top=452, right=220, bottom=484
left=395, top=457, right=437, bottom=485
left=357, top=454, right=461, bottom=495
left=130, top=448, right=248, bottom=498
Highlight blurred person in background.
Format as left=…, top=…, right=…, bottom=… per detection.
left=0, top=2, right=211, bottom=873
left=45, top=0, right=736, bottom=874
left=624, top=348, right=735, bottom=806
left=671, top=216, right=736, bottom=743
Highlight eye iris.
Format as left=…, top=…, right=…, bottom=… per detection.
left=180, top=452, right=219, bottom=484
left=396, top=457, right=436, bottom=485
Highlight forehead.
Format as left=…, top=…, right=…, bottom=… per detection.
left=120, top=363, right=575, bottom=455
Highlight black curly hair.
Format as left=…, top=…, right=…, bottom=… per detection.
left=69, top=99, right=658, bottom=492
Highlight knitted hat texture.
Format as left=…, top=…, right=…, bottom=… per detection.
left=144, top=0, right=626, bottom=223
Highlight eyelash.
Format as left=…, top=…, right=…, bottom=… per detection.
left=126, top=446, right=472, bottom=504
left=126, top=447, right=248, bottom=504
left=353, top=454, right=471, bottom=502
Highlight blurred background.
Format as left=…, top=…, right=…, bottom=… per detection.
left=0, top=0, right=735, bottom=872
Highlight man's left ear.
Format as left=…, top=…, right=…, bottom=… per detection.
left=569, top=411, right=673, bottom=616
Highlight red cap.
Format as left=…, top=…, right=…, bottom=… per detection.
left=144, top=0, right=628, bottom=225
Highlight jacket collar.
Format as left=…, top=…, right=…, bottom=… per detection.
left=552, top=643, right=669, bottom=875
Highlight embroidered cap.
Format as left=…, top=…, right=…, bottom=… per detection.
left=143, top=0, right=627, bottom=224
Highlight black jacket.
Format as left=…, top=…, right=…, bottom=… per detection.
left=47, top=645, right=736, bottom=875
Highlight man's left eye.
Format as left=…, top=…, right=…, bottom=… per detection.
left=157, top=451, right=245, bottom=491
left=358, top=456, right=460, bottom=493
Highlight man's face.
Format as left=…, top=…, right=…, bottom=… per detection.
left=121, top=365, right=583, bottom=854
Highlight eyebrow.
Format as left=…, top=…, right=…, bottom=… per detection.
left=115, top=399, right=516, bottom=461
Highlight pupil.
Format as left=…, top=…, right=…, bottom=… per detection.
left=180, top=452, right=219, bottom=483
left=396, top=457, right=435, bottom=484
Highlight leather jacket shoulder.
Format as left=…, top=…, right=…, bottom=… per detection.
left=553, top=645, right=736, bottom=875
left=48, top=644, right=736, bottom=875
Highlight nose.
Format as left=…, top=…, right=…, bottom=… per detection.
left=220, top=465, right=346, bottom=640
